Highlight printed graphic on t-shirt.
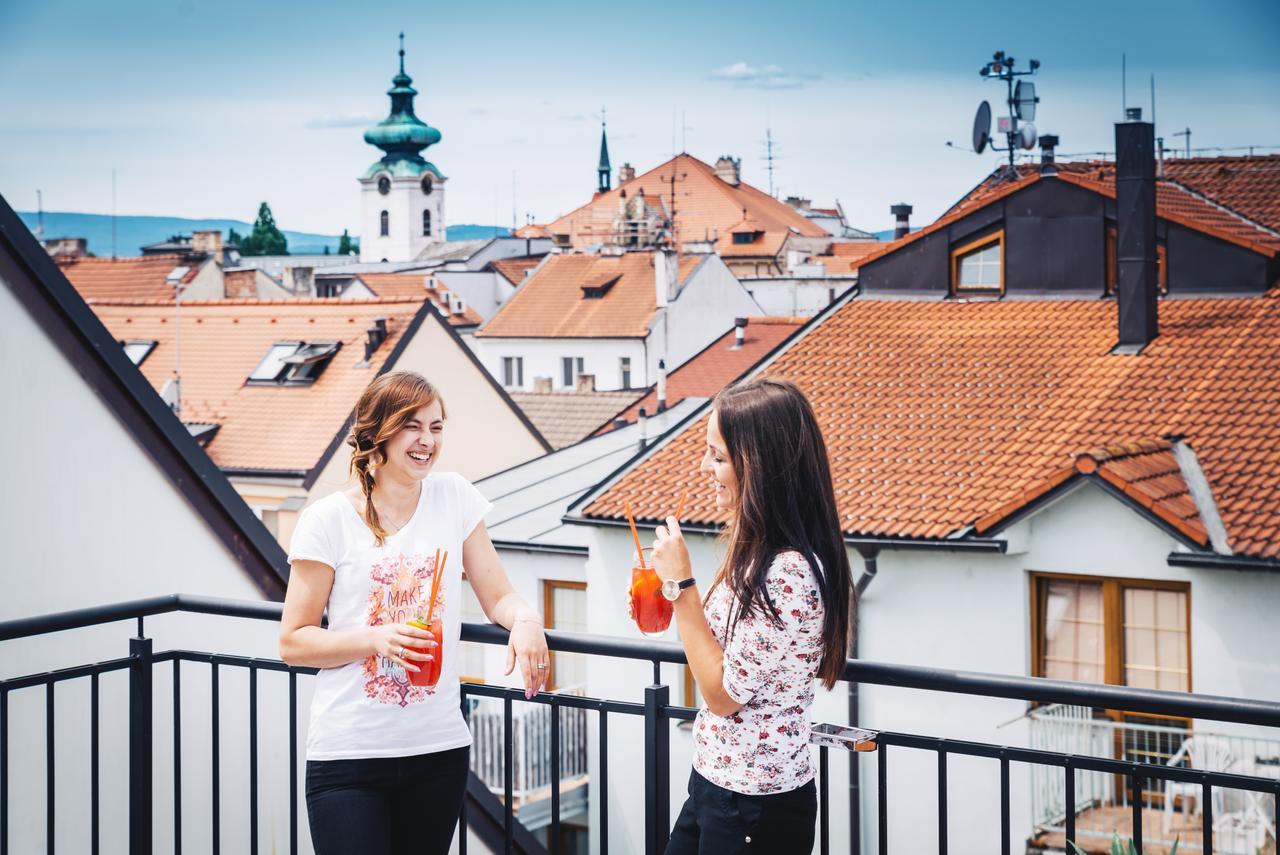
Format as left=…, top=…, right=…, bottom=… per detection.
left=361, top=552, right=445, bottom=707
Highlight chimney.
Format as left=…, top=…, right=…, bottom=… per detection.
left=638, top=407, right=648, bottom=450
left=785, top=196, right=812, bottom=212
left=654, top=248, right=677, bottom=307
left=1114, top=110, right=1158, bottom=351
left=714, top=156, right=741, bottom=187
left=533, top=376, right=553, bottom=394
left=731, top=317, right=748, bottom=350
left=191, top=229, right=223, bottom=259
left=890, top=204, right=913, bottom=240
left=611, top=416, right=627, bottom=431
left=1038, top=134, right=1059, bottom=175
left=575, top=373, right=596, bottom=393
left=364, top=317, right=389, bottom=360
left=285, top=265, right=315, bottom=295
left=44, top=237, right=89, bottom=259
left=224, top=268, right=257, bottom=298
left=656, top=359, right=668, bottom=413
left=618, top=163, right=636, bottom=183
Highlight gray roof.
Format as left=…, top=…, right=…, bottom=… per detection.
left=509, top=390, right=646, bottom=450
left=478, top=399, right=704, bottom=549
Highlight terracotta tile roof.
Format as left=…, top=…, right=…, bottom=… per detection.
left=810, top=241, right=894, bottom=274
left=1163, top=155, right=1280, bottom=232
left=545, top=154, right=827, bottom=257
left=475, top=251, right=701, bottom=339
left=596, top=316, right=806, bottom=433
left=974, top=439, right=1208, bottom=547
left=355, top=273, right=484, bottom=325
left=57, top=254, right=202, bottom=302
left=510, top=390, right=646, bottom=450
left=514, top=223, right=549, bottom=238
left=489, top=256, right=544, bottom=287
left=90, top=297, right=427, bottom=473
left=583, top=293, right=1280, bottom=559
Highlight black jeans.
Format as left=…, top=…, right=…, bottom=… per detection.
left=666, top=768, right=817, bottom=854
left=305, top=746, right=470, bottom=855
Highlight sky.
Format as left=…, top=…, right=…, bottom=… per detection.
left=2, top=0, right=1278, bottom=239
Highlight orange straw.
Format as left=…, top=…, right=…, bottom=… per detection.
left=674, top=490, right=688, bottom=522
left=623, top=499, right=647, bottom=569
left=423, top=548, right=444, bottom=622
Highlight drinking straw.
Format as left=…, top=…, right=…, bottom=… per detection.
left=674, top=490, right=688, bottom=522
left=423, top=548, right=444, bottom=622
left=623, top=499, right=646, bottom=569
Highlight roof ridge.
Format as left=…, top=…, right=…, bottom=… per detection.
left=1161, top=177, right=1280, bottom=240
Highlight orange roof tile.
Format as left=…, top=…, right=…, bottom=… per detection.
left=1164, top=155, right=1280, bottom=233
left=475, top=251, right=702, bottom=339
left=545, top=154, right=827, bottom=257
left=489, top=256, right=544, bottom=287
left=91, top=297, right=428, bottom=473
left=355, top=273, right=483, bottom=325
left=584, top=293, right=1280, bottom=559
left=596, top=316, right=806, bottom=432
left=810, top=241, right=895, bottom=274
left=58, top=254, right=202, bottom=302
left=514, top=223, right=549, bottom=238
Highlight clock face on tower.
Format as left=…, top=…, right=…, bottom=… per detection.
left=421, top=175, right=434, bottom=195
left=377, top=176, right=391, bottom=195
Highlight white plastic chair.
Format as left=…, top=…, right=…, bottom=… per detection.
left=1161, top=734, right=1235, bottom=835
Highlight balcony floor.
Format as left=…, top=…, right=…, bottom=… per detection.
left=1032, top=804, right=1274, bottom=854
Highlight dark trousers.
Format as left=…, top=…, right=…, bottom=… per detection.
left=666, top=768, right=817, bottom=854
left=305, top=746, right=470, bottom=855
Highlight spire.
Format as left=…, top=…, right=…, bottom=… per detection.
left=597, top=108, right=612, bottom=193
left=363, top=33, right=441, bottom=168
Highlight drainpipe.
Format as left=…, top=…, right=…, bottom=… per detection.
left=849, top=547, right=879, bottom=855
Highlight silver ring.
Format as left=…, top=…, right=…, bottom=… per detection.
left=398, top=646, right=405, bottom=658
left=536, top=663, right=548, bottom=670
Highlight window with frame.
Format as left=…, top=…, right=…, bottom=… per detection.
left=1105, top=227, right=1168, bottom=296
left=1032, top=573, right=1189, bottom=693
left=379, top=210, right=389, bottom=237
left=501, top=356, right=523, bottom=388
left=951, top=231, right=1003, bottom=293
left=422, top=209, right=432, bottom=237
left=561, top=356, right=584, bottom=389
left=619, top=356, right=632, bottom=390
left=247, top=341, right=341, bottom=385
left=122, top=340, right=157, bottom=366
left=543, top=581, right=587, bottom=690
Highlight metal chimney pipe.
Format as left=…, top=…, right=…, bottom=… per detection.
left=1039, top=134, right=1059, bottom=175
left=638, top=407, right=648, bottom=450
left=732, top=317, right=748, bottom=349
left=1115, top=114, right=1158, bottom=350
left=890, top=204, right=913, bottom=240
left=656, top=360, right=668, bottom=413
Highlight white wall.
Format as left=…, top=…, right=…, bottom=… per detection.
left=741, top=276, right=856, bottom=317
left=476, top=336, right=649, bottom=392
left=0, top=276, right=304, bottom=854
left=657, top=255, right=762, bottom=376
left=360, top=171, right=446, bottom=263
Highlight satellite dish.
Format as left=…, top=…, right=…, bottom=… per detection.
left=1014, top=80, right=1038, bottom=121
left=1018, top=122, right=1038, bottom=150
left=972, top=101, right=992, bottom=154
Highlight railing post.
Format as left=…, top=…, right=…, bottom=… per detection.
left=643, top=683, right=670, bottom=855
left=129, top=636, right=153, bottom=855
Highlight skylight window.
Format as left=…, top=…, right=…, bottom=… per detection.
left=121, top=340, right=157, bottom=366
left=247, top=341, right=342, bottom=385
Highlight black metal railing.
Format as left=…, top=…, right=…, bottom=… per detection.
left=1, top=593, right=1277, bottom=855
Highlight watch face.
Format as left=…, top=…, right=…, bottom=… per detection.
left=377, top=176, right=390, bottom=195
left=661, top=579, right=678, bottom=601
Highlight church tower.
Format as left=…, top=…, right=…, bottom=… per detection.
left=597, top=115, right=612, bottom=194
left=359, top=34, right=446, bottom=263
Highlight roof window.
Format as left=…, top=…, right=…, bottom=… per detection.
left=732, top=231, right=762, bottom=245
left=247, top=341, right=341, bottom=385
left=951, top=231, right=1004, bottom=294
left=581, top=274, right=621, bottom=299
left=121, top=339, right=157, bottom=366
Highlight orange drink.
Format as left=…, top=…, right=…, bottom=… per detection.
left=406, top=617, right=444, bottom=688
left=629, top=549, right=672, bottom=635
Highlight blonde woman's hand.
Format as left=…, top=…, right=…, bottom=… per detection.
left=651, top=516, right=693, bottom=584
left=506, top=619, right=550, bottom=699
left=368, top=623, right=436, bottom=673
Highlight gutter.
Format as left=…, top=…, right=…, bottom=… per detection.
left=489, top=539, right=588, bottom=557
left=1166, top=552, right=1280, bottom=574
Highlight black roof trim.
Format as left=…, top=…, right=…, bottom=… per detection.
left=0, top=193, right=288, bottom=598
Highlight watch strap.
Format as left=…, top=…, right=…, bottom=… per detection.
left=678, top=577, right=697, bottom=590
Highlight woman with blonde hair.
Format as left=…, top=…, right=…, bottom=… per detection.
left=280, top=371, right=549, bottom=854
left=651, top=376, right=853, bottom=854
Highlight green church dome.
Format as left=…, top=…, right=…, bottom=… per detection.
left=363, top=34, right=441, bottom=171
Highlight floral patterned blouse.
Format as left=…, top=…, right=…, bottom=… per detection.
left=693, top=550, right=825, bottom=795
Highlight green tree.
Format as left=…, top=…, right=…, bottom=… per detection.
left=240, top=202, right=288, bottom=256
left=337, top=228, right=355, bottom=256
left=227, top=227, right=245, bottom=249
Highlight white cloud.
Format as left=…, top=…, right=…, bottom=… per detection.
left=710, top=62, right=817, bottom=90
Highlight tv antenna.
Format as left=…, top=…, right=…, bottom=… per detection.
left=972, top=51, right=1041, bottom=178
left=761, top=126, right=780, bottom=197
left=1173, top=127, right=1192, bottom=159
left=34, top=190, right=44, bottom=241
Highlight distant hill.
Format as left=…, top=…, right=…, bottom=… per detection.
left=16, top=211, right=511, bottom=256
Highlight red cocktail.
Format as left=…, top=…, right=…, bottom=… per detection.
left=629, top=550, right=672, bottom=635
left=406, top=617, right=444, bottom=688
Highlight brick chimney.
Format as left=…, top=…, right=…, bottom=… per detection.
left=533, top=376, right=553, bottom=394
left=191, top=229, right=223, bottom=258
left=618, top=163, right=636, bottom=183
left=1114, top=109, right=1158, bottom=351
left=890, top=204, right=913, bottom=240
left=224, top=269, right=257, bottom=298
left=714, top=156, right=741, bottom=186
left=284, top=265, right=315, bottom=295
left=44, top=237, right=89, bottom=259
left=575, top=373, right=596, bottom=392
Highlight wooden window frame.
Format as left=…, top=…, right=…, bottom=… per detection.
left=1029, top=571, right=1192, bottom=697
left=543, top=580, right=587, bottom=691
left=950, top=229, right=1005, bottom=296
left=1104, top=226, right=1168, bottom=296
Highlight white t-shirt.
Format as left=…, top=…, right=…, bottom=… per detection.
left=288, top=472, right=493, bottom=761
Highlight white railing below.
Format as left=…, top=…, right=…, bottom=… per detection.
left=467, top=684, right=590, bottom=803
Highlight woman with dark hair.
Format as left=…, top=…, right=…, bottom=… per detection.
left=279, top=371, right=549, bottom=855
left=651, top=376, right=853, bottom=854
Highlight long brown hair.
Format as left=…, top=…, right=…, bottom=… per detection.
left=712, top=376, right=853, bottom=688
left=347, top=371, right=445, bottom=545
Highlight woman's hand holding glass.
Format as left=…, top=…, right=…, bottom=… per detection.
left=368, top=622, right=437, bottom=673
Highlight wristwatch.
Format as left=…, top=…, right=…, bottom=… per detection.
left=661, top=577, right=697, bottom=602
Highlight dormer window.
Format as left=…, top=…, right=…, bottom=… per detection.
left=951, top=231, right=1004, bottom=294
left=732, top=231, right=761, bottom=245
left=581, top=274, right=620, bottom=299
left=247, top=341, right=341, bottom=385
left=121, top=340, right=157, bottom=365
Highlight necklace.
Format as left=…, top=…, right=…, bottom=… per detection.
left=372, top=484, right=422, bottom=534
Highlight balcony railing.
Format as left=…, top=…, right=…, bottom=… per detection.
left=1028, top=703, right=1280, bottom=853
left=1, top=593, right=1278, bottom=855
left=467, top=684, right=589, bottom=803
